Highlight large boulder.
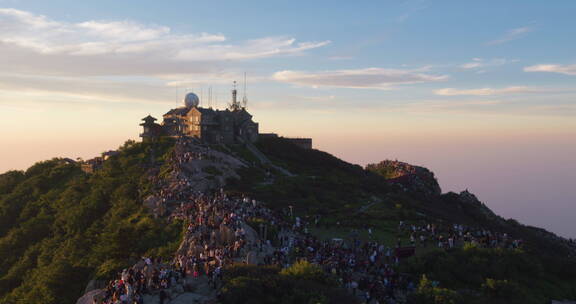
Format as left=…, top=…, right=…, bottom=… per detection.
left=75, top=289, right=105, bottom=304
left=241, top=222, right=260, bottom=244
left=83, top=279, right=105, bottom=295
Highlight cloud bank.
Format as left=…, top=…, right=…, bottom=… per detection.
left=273, top=68, right=448, bottom=89
left=0, top=8, right=329, bottom=76
left=487, top=26, right=533, bottom=45
left=524, top=64, right=576, bottom=76
left=459, top=58, right=515, bottom=71
left=0, top=8, right=330, bottom=106
left=434, top=86, right=535, bottom=96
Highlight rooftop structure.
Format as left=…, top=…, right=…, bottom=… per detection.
left=140, top=86, right=258, bottom=144
left=139, top=82, right=312, bottom=148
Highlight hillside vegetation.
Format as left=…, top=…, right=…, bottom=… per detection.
left=249, top=138, right=576, bottom=301
left=0, top=139, right=183, bottom=304
left=0, top=137, right=574, bottom=303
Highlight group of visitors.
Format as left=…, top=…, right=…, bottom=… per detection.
left=94, top=138, right=528, bottom=304
left=96, top=257, right=182, bottom=304
left=270, top=227, right=412, bottom=303
left=398, top=221, right=523, bottom=250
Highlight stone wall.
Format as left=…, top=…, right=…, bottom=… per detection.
left=286, top=138, right=313, bottom=150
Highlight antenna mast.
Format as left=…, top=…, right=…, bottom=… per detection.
left=242, top=72, right=248, bottom=109
left=200, top=87, right=203, bottom=108
left=230, top=81, right=240, bottom=111
left=208, top=86, right=211, bottom=108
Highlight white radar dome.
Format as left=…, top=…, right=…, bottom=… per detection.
left=184, top=92, right=200, bottom=108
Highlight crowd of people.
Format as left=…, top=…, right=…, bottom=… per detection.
left=95, top=138, right=281, bottom=303
left=97, top=257, right=183, bottom=304
left=94, top=139, right=528, bottom=304
left=398, top=221, right=523, bottom=250
left=269, top=227, right=413, bottom=303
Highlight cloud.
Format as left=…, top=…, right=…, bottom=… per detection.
left=487, top=26, right=533, bottom=45
left=434, top=86, right=536, bottom=96
left=272, top=68, right=448, bottom=89
left=0, top=8, right=329, bottom=73
left=163, top=73, right=271, bottom=88
left=301, top=95, right=336, bottom=101
left=459, top=58, right=515, bottom=70
left=524, top=64, right=576, bottom=76
left=174, top=37, right=329, bottom=61
left=460, top=62, right=482, bottom=69
left=396, top=0, right=429, bottom=23
left=0, top=8, right=330, bottom=107
left=386, top=97, right=576, bottom=117
left=0, top=73, right=174, bottom=105
left=327, top=56, right=355, bottom=61
left=0, top=8, right=223, bottom=56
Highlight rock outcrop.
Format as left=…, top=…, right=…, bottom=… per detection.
left=366, top=160, right=442, bottom=197
left=75, top=290, right=106, bottom=304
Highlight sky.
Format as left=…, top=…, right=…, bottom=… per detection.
left=0, top=0, right=575, bottom=238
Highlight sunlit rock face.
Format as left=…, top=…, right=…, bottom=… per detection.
left=366, top=160, right=442, bottom=197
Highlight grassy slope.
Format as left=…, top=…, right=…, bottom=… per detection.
left=242, top=137, right=576, bottom=302
left=251, top=138, right=573, bottom=254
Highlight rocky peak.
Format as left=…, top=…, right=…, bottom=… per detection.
left=366, top=160, right=442, bottom=197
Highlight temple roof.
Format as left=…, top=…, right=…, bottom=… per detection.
left=141, top=115, right=157, bottom=121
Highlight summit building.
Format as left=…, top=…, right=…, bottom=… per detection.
left=140, top=87, right=259, bottom=144
left=139, top=84, right=312, bottom=149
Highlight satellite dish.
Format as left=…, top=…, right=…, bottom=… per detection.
left=185, top=92, right=199, bottom=108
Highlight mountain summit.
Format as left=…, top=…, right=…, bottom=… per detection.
left=0, top=114, right=575, bottom=303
